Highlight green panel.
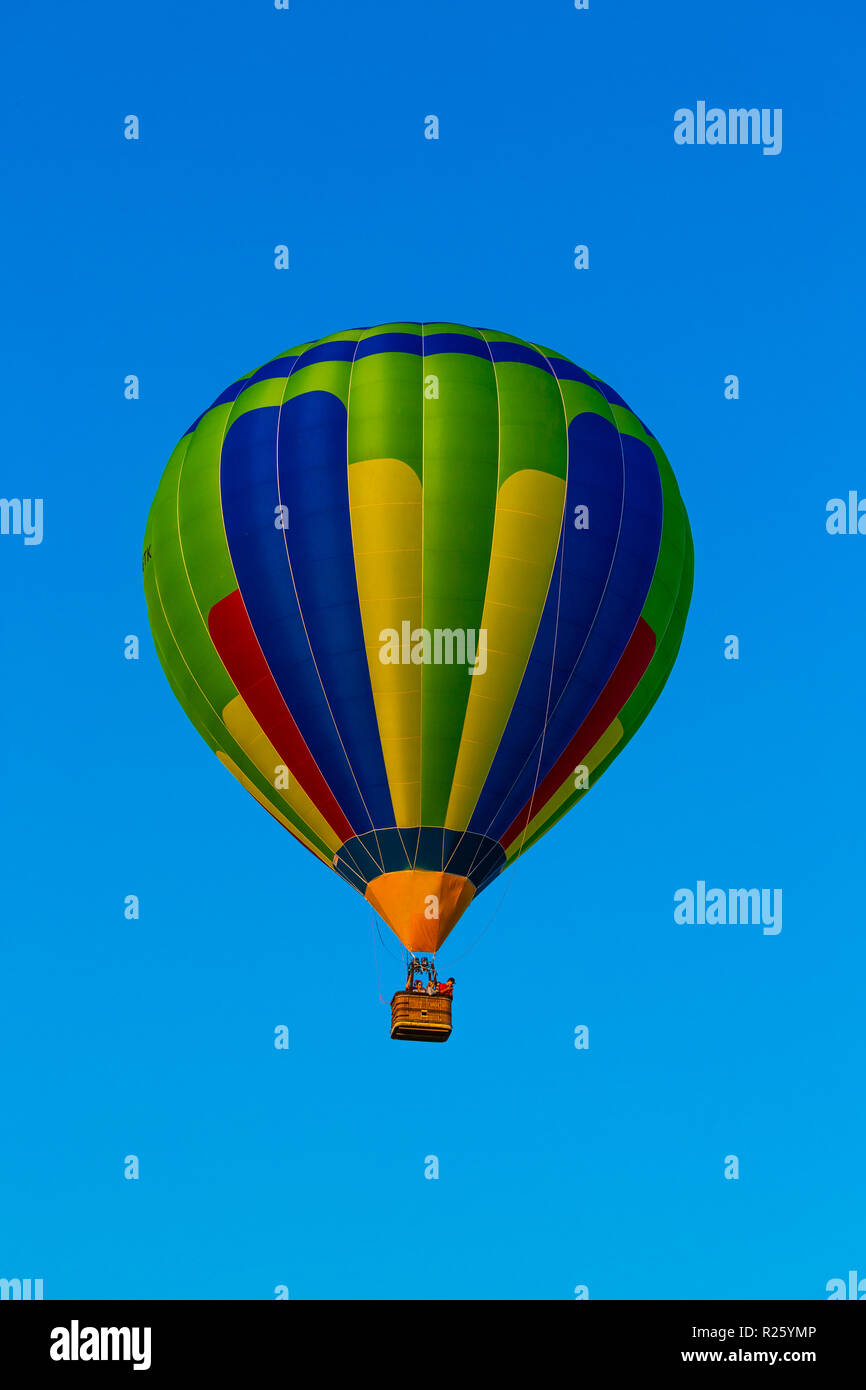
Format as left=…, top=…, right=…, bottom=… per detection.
left=229, top=376, right=299, bottom=415
left=419, top=348, right=499, bottom=825
left=176, top=410, right=246, bottom=628
left=422, top=322, right=484, bottom=337
left=488, top=358, right=568, bottom=486
left=150, top=423, right=237, bottom=714
left=556, top=378, right=618, bottom=427
left=640, top=439, right=690, bottom=639
left=282, top=357, right=352, bottom=407
left=347, top=349, right=423, bottom=479
left=368, top=322, right=422, bottom=337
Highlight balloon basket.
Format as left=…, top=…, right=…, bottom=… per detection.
left=390, top=990, right=452, bottom=1043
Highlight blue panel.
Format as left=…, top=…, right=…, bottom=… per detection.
left=219, top=402, right=390, bottom=839
left=473, top=424, right=663, bottom=846
left=467, top=412, right=624, bottom=838
left=487, top=341, right=553, bottom=372
left=355, top=332, right=422, bottom=358
left=423, top=333, right=490, bottom=359
left=293, top=340, right=358, bottom=366
left=274, top=390, right=395, bottom=829
left=547, top=359, right=597, bottom=388
left=467, top=414, right=660, bottom=846
left=247, top=356, right=301, bottom=384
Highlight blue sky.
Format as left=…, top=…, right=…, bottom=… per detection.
left=1, top=0, right=863, bottom=1299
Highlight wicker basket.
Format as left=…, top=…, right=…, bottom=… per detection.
left=390, top=989, right=453, bottom=1042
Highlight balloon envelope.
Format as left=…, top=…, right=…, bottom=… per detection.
left=143, top=323, right=692, bottom=951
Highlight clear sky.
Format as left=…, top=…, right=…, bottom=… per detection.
left=1, top=0, right=863, bottom=1300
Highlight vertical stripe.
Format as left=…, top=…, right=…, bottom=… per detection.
left=467, top=404, right=626, bottom=837
left=445, top=464, right=566, bottom=830
left=481, top=425, right=662, bottom=846
left=348, top=457, right=424, bottom=827
left=346, top=343, right=425, bottom=827
left=420, top=329, right=499, bottom=830
left=219, top=399, right=379, bottom=837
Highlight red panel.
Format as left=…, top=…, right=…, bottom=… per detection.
left=500, top=617, right=657, bottom=851
left=209, top=589, right=356, bottom=843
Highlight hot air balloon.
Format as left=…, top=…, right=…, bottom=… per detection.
left=143, top=322, right=692, bottom=1041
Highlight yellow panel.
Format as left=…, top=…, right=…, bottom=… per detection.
left=221, top=695, right=341, bottom=854
left=445, top=468, right=565, bottom=830
left=348, top=457, right=423, bottom=827
left=505, top=718, right=624, bottom=862
left=215, top=752, right=332, bottom=867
